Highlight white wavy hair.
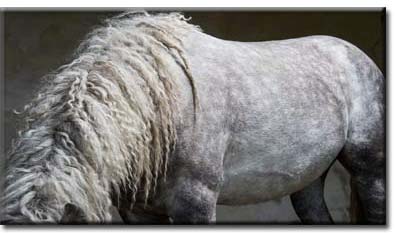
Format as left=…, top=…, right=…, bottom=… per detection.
left=1, top=11, right=200, bottom=223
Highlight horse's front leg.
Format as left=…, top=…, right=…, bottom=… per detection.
left=118, top=208, right=171, bottom=224
left=164, top=121, right=227, bottom=224
left=165, top=176, right=220, bottom=224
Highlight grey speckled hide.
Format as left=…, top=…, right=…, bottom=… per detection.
left=148, top=32, right=385, bottom=224
left=2, top=13, right=385, bottom=225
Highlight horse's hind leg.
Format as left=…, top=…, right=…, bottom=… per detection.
left=290, top=172, right=333, bottom=224
left=338, top=45, right=386, bottom=224
left=353, top=170, right=385, bottom=224
left=338, top=144, right=385, bottom=224
left=337, top=99, right=385, bottom=223
left=337, top=112, right=385, bottom=224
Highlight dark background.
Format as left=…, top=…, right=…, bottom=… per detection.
left=2, top=9, right=385, bottom=223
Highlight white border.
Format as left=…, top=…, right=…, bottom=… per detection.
left=0, top=0, right=393, bottom=233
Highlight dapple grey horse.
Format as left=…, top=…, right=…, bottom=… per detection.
left=1, top=12, right=385, bottom=224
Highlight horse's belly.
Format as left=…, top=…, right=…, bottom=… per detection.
left=217, top=123, right=346, bottom=205
left=218, top=153, right=339, bottom=205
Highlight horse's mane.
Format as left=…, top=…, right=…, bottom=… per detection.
left=1, top=12, right=201, bottom=223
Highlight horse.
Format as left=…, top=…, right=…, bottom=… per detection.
left=1, top=12, right=385, bottom=224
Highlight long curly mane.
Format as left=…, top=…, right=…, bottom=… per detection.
left=1, top=12, right=200, bottom=223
